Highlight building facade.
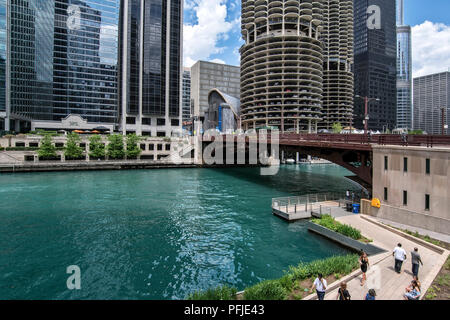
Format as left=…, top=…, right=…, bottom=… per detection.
left=1, top=0, right=182, bottom=136
left=0, top=0, right=6, bottom=130
left=413, top=72, right=450, bottom=135
left=372, top=145, right=450, bottom=235
left=320, top=0, right=354, bottom=130
left=396, top=0, right=412, bottom=130
left=119, top=0, right=183, bottom=136
left=353, top=0, right=397, bottom=132
left=240, top=0, right=323, bottom=133
left=182, top=67, right=191, bottom=121
left=190, top=60, right=240, bottom=123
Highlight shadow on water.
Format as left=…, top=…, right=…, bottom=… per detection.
left=209, top=165, right=358, bottom=196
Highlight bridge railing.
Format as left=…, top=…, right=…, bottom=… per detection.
left=276, top=133, right=450, bottom=148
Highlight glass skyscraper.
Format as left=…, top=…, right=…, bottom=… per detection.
left=3, top=0, right=120, bottom=131
left=120, top=0, right=182, bottom=136
left=353, top=0, right=397, bottom=132
left=53, top=0, right=120, bottom=124
left=0, top=0, right=6, bottom=130
left=396, top=0, right=412, bottom=130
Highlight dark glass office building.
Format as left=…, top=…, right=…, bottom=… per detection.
left=120, top=0, right=182, bottom=136
left=0, top=0, right=5, bottom=130
left=353, top=0, right=397, bottom=131
left=53, top=0, right=120, bottom=124
left=3, top=0, right=120, bottom=131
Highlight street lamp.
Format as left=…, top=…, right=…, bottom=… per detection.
left=355, top=95, right=380, bottom=135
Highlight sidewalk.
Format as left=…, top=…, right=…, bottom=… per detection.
left=304, top=214, right=449, bottom=300
left=374, top=217, right=450, bottom=244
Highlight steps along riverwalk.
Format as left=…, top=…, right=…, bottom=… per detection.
left=302, top=214, right=449, bottom=300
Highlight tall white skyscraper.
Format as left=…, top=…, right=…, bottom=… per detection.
left=396, top=0, right=413, bottom=130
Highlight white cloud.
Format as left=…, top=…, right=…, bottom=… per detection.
left=412, top=21, right=450, bottom=78
left=210, top=58, right=226, bottom=64
left=183, top=0, right=239, bottom=67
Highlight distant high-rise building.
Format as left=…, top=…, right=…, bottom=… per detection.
left=0, top=0, right=6, bottom=130
left=190, top=60, right=240, bottom=122
left=182, top=68, right=191, bottom=121
left=120, top=0, right=183, bottom=136
left=353, top=0, right=397, bottom=132
left=413, top=72, right=450, bottom=135
left=396, top=0, right=412, bottom=130
left=320, top=0, right=354, bottom=130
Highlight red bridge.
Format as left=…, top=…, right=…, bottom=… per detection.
left=202, top=133, right=450, bottom=191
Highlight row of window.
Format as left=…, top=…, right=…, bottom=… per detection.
left=383, top=188, right=430, bottom=211
left=384, top=156, right=431, bottom=174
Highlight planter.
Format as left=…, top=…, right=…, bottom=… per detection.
left=307, top=222, right=386, bottom=256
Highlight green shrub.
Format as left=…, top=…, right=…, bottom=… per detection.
left=287, top=254, right=359, bottom=281
left=312, top=215, right=363, bottom=241
left=243, top=280, right=287, bottom=300
left=89, top=135, right=106, bottom=159
left=187, top=285, right=237, bottom=300
left=125, top=134, right=142, bottom=159
left=64, top=133, right=84, bottom=160
left=37, top=134, right=57, bottom=160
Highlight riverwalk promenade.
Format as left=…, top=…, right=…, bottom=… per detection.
left=303, top=214, right=449, bottom=300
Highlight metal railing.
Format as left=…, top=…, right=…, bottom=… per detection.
left=272, top=192, right=347, bottom=214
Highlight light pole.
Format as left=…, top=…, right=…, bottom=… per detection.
left=441, top=106, right=447, bottom=135
left=355, top=95, right=380, bottom=135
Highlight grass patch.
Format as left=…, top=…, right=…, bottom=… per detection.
left=312, top=215, right=372, bottom=243
left=187, top=285, right=237, bottom=300
left=395, top=228, right=450, bottom=250
left=424, top=255, right=450, bottom=300
left=189, top=254, right=360, bottom=300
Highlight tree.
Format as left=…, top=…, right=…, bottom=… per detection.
left=107, top=134, right=125, bottom=160
left=89, top=135, right=106, bottom=159
left=126, top=134, right=142, bottom=159
left=38, top=134, right=57, bottom=160
left=64, top=133, right=84, bottom=160
left=332, top=122, right=343, bottom=134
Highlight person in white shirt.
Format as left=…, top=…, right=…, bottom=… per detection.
left=310, top=273, right=328, bottom=300
left=393, top=243, right=407, bottom=273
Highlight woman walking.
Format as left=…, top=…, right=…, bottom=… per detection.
left=336, top=282, right=351, bottom=300
left=359, top=250, right=369, bottom=286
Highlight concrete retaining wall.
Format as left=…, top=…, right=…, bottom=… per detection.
left=307, top=222, right=386, bottom=256
left=371, top=205, right=450, bottom=236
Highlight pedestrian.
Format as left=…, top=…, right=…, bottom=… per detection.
left=364, top=289, right=376, bottom=300
left=411, top=248, right=423, bottom=277
left=393, top=243, right=407, bottom=273
left=359, top=250, right=369, bottom=286
left=403, top=280, right=421, bottom=300
left=336, top=282, right=351, bottom=300
left=310, top=273, right=327, bottom=300
left=405, top=276, right=421, bottom=293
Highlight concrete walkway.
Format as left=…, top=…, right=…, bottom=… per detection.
left=304, top=214, right=449, bottom=300
left=374, top=217, right=450, bottom=244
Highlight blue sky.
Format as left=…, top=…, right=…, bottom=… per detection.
left=183, top=0, right=450, bottom=77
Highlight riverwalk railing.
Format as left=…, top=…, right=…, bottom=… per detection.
left=272, top=192, right=348, bottom=215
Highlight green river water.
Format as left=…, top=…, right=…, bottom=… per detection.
left=0, top=165, right=356, bottom=299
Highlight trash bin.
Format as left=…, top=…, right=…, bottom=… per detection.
left=352, top=204, right=360, bottom=214
left=346, top=203, right=353, bottom=212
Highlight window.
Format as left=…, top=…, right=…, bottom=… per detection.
left=149, top=144, right=154, bottom=151
left=425, top=194, right=430, bottom=211
left=171, top=119, right=179, bottom=126
left=142, top=118, right=152, bottom=125
left=126, top=117, right=136, bottom=125
left=157, top=118, right=166, bottom=126
left=426, top=158, right=430, bottom=175
left=403, top=191, right=408, bottom=206
left=165, top=144, right=171, bottom=151
left=140, top=144, right=146, bottom=151
left=384, top=156, right=388, bottom=171
left=384, top=188, right=388, bottom=201
left=157, top=144, right=163, bottom=151
left=403, top=157, right=408, bottom=173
